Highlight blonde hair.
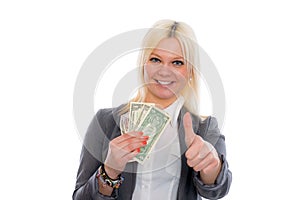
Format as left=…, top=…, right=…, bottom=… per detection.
left=121, top=19, right=201, bottom=115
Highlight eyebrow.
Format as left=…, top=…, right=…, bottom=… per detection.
left=150, top=53, right=184, bottom=60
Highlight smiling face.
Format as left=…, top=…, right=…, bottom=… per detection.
left=144, top=37, right=188, bottom=107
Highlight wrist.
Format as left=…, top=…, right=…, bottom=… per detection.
left=103, top=164, right=120, bottom=179
left=199, top=157, right=222, bottom=184
left=97, top=164, right=124, bottom=189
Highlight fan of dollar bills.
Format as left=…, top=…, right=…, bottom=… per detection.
left=120, top=102, right=171, bottom=164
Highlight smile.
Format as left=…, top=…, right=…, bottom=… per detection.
left=155, top=79, right=174, bottom=85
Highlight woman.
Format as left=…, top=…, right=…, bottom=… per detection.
left=73, top=20, right=232, bottom=200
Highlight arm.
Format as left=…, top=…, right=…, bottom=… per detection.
left=72, top=146, right=117, bottom=200
left=193, top=116, right=232, bottom=199
left=73, top=109, right=148, bottom=199
left=72, top=112, right=117, bottom=200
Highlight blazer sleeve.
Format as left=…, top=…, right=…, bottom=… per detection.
left=193, top=116, right=232, bottom=199
left=72, top=111, right=118, bottom=200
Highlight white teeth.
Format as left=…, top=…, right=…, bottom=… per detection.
left=157, top=80, right=172, bottom=85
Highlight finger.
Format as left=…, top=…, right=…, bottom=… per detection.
left=110, top=140, right=146, bottom=159
left=120, top=140, right=147, bottom=153
left=186, top=147, right=207, bottom=168
left=113, top=131, right=144, bottom=144
left=122, top=148, right=141, bottom=162
left=183, top=112, right=196, bottom=148
left=109, top=134, right=148, bottom=160
left=202, top=158, right=220, bottom=174
left=185, top=137, right=204, bottom=160
left=187, top=136, right=214, bottom=158
left=116, top=134, right=148, bottom=149
left=186, top=156, right=201, bottom=169
left=191, top=153, right=214, bottom=172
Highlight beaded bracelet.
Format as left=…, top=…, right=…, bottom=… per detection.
left=96, top=164, right=124, bottom=189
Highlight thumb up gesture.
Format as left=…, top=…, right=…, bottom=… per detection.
left=183, top=112, right=222, bottom=184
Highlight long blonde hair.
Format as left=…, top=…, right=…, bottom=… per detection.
left=121, top=19, right=201, bottom=115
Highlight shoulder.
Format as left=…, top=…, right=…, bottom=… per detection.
left=84, top=105, right=125, bottom=145
left=95, top=107, right=115, bottom=119
left=197, top=115, right=219, bottom=133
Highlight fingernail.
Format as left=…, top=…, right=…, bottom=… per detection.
left=142, top=141, right=147, bottom=145
left=137, top=148, right=140, bottom=153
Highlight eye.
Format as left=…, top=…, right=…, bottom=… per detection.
left=149, top=57, right=161, bottom=63
left=172, top=60, right=184, bottom=66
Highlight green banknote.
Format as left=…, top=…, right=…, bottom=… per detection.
left=128, top=102, right=145, bottom=131
left=120, top=114, right=129, bottom=134
left=128, top=102, right=155, bottom=131
left=121, top=102, right=170, bottom=164
left=134, top=106, right=170, bottom=164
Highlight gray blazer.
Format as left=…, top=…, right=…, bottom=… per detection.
left=73, top=105, right=232, bottom=200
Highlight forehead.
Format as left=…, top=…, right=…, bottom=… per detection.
left=151, top=37, right=183, bottom=58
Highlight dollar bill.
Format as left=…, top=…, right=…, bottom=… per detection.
left=120, top=102, right=170, bottom=164
left=128, top=102, right=154, bottom=131
left=133, top=104, right=153, bottom=130
left=128, top=102, right=144, bottom=131
left=133, top=106, right=170, bottom=164
left=120, top=114, right=129, bottom=134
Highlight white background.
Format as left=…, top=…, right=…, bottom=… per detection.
left=1, top=0, right=300, bottom=199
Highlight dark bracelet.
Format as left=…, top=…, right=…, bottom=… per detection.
left=96, top=164, right=124, bottom=189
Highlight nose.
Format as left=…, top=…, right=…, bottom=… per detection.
left=157, top=63, right=173, bottom=77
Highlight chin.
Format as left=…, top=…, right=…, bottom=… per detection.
left=147, top=86, right=179, bottom=101
left=155, top=92, right=178, bottom=100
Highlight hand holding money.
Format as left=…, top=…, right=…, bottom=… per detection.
left=120, top=102, right=171, bottom=164
left=183, top=112, right=222, bottom=184
left=104, top=131, right=149, bottom=178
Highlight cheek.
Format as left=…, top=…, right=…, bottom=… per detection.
left=143, top=64, right=155, bottom=82
left=176, top=68, right=189, bottom=83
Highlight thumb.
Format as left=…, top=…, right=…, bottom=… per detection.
left=183, top=112, right=196, bottom=148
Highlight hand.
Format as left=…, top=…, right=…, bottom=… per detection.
left=183, top=112, right=221, bottom=184
left=104, top=131, right=148, bottom=179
